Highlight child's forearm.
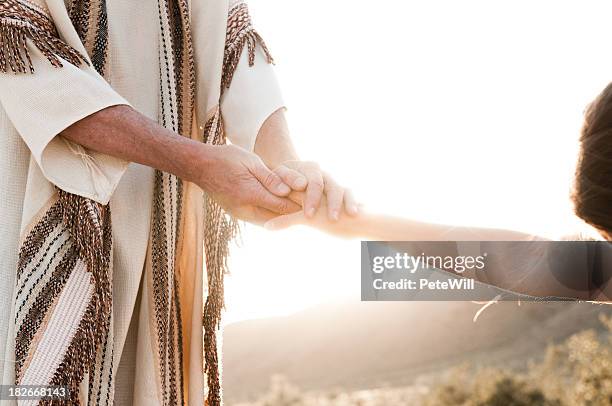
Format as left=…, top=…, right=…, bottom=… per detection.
left=350, top=212, right=535, bottom=241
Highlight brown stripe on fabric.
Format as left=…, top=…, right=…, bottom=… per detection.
left=172, top=273, right=185, bottom=405
left=167, top=292, right=179, bottom=405
left=166, top=0, right=195, bottom=136
left=88, top=0, right=108, bottom=75
left=157, top=0, right=178, bottom=133
left=17, top=201, right=64, bottom=279
left=166, top=0, right=184, bottom=134
left=16, top=269, right=66, bottom=383
left=48, top=278, right=111, bottom=405
left=15, top=246, right=78, bottom=382
left=178, top=0, right=195, bottom=138
left=103, top=340, right=115, bottom=406
left=0, top=0, right=89, bottom=73
left=15, top=233, right=71, bottom=323
left=43, top=191, right=113, bottom=404
left=68, top=0, right=108, bottom=75
left=89, top=310, right=113, bottom=406
left=175, top=177, right=184, bottom=243
left=151, top=0, right=191, bottom=400
left=68, top=0, right=92, bottom=47
left=151, top=171, right=170, bottom=404
left=150, top=170, right=187, bottom=405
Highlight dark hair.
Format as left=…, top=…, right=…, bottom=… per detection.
left=573, top=82, right=612, bottom=238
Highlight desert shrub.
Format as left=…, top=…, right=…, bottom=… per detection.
left=421, top=313, right=612, bottom=406
left=244, top=314, right=611, bottom=406
left=421, top=368, right=560, bottom=406
left=531, top=314, right=612, bottom=406
left=258, top=375, right=305, bottom=406
left=251, top=377, right=423, bottom=406
left=475, top=377, right=561, bottom=406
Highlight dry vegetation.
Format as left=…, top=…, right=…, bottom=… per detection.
left=231, top=314, right=612, bottom=406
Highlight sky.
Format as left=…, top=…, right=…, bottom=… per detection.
left=223, top=0, right=612, bottom=324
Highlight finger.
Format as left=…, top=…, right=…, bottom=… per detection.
left=263, top=211, right=306, bottom=231
left=274, top=165, right=308, bottom=191
left=250, top=160, right=291, bottom=196
left=343, top=189, right=359, bottom=216
left=253, top=184, right=301, bottom=215
left=303, top=167, right=324, bottom=218
left=287, top=190, right=306, bottom=206
left=324, top=175, right=344, bottom=221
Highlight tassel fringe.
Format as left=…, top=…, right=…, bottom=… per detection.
left=48, top=191, right=113, bottom=404
left=221, top=2, right=274, bottom=90
left=201, top=3, right=274, bottom=403
left=202, top=110, right=240, bottom=406
left=0, top=0, right=89, bottom=74
left=202, top=197, right=239, bottom=405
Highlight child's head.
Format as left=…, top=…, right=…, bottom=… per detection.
left=574, top=83, right=612, bottom=239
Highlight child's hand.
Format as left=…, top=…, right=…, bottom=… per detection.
left=263, top=191, right=362, bottom=238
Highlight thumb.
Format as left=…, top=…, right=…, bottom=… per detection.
left=263, top=212, right=306, bottom=231
left=274, top=165, right=308, bottom=191
left=250, top=160, right=291, bottom=196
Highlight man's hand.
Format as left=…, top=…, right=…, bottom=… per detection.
left=273, top=160, right=359, bottom=221
left=59, top=106, right=298, bottom=225
left=197, top=144, right=301, bottom=224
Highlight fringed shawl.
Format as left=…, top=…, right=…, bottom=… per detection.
left=0, top=0, right=273, bottom=404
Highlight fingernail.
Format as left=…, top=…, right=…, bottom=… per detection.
left=277, top=183, right=290, bottom=194
left=350, top=205, right=359, bottom=215
left=294, top=177, right=307, bottom=189
left=307, top=207, right=316, bottom=218
left=263, top=221, right=274, bottom=230
left=330, top=210, right=339, bottom=221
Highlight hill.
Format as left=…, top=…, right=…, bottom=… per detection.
left=222, top=300, right=611, bottom=403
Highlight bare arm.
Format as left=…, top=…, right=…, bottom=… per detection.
left=264, top=195, right=535, bottom=241
left=254, top=108, right=299, bottom=168
left=347, top=212, right=535, bottom=241
left=264, top=194, right=604, bottom=300
left=63, top=105, right=209, bottom=185
left=61, top=105, right=300, bottom=223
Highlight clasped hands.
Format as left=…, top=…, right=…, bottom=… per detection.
left=200, top=144, right=358, bottom=226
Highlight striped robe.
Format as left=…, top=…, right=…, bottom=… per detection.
left=0, top=0, right=284, bottom=404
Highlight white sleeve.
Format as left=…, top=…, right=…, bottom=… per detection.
left=0, top=48, right=130, bottom=205
left=220, top=45, right=285, bottom=152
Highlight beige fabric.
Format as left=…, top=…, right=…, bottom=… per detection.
left=0, top=0, right=284, bottom=403
left=222, top=45, right=285, bottom=151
